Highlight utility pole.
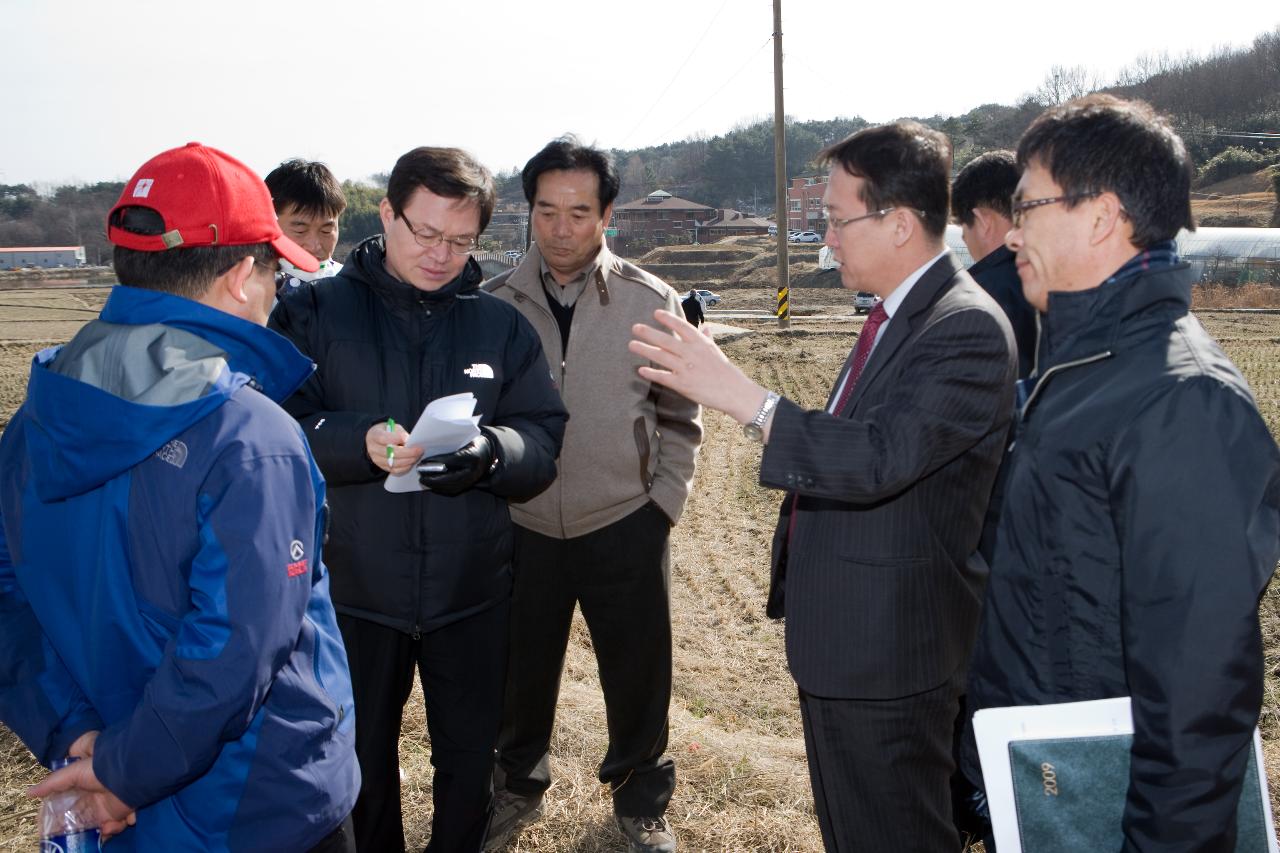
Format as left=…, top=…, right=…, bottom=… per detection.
left=772, top=0, right=790, bottom=329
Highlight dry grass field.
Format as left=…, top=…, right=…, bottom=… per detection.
left=0, top=286, right=1278, bottom=850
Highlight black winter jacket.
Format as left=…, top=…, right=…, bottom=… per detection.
left=968, top=245, right=1037, bottom=380
left=964, top=263, right=1280, bottom=852
left=269, top=237, right=567, bottom=634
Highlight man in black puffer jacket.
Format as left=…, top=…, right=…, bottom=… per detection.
left=270, top=147, right=567, bottom=853
left=962, top=96, right=1280, bottom=852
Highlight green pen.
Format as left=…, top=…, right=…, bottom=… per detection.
left=386, top=418, right=395, bottom=467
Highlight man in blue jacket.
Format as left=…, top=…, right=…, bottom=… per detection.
left=0, top=142, right=360, bottom=851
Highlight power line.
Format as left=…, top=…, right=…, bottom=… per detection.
left=1177, top=129, right=1280, bottom=142
left=617, top=0, right=732, bottom=148
left=642, top=36, right=773, bottom=149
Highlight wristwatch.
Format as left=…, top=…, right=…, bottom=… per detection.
left=743, top=391, right=781, bottom=442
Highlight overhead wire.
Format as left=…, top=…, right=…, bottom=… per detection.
left=617, top=0, right=732, bottom=148
left=642, top=36, right=773, bottom=149
left=1178, top=129, right=1280, bottom=142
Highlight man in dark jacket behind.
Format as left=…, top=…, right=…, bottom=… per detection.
left=963, top=95, right=1280, bottom=851
left=270, top=147, right=567, bottom=853
left=951, top=150, right=1036, bottom=379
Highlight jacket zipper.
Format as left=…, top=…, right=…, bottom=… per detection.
left=513, top=289, right=569, bottom=538
left=1031, top=312, right=1043, bottom=378
left=1019, top=350, right=1113, bottom=422
left=413, top=294, right=431, bottom=639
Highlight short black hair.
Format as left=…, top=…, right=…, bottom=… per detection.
left=1017, top=94, right=1194, bottom=247
left=522, top=135, right=620, bottom=211
left=264, top=159, right=346, bottom=219
left=110, top=207, right=275, bottom=300
left=951, top=151, right=1019, bottom=226
left=386, top=147, right=495, bottom=233
left=819, top=121, right=951, bottom=239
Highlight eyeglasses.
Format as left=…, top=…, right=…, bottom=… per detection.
left=823, top=206, right=927, bottom=232
left=822, top=206, right=897, bottom=231
left=399, top=214, right=478, bottom=255
left=1010, top=192, right=1099, bottom=227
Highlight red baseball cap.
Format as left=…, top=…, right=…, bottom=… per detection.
left=108, top=142, right=319, bottom=272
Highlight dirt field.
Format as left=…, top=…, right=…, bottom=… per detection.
left=1193, top=168, right=1279, bottom=227
left=0, top=288, right=1279, bottom=850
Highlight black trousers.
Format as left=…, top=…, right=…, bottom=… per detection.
left=496, top=502, right=675, bottom=817
left=338, top=603, right=509, bottom=853
left=798, top=669, right=963, bottom=853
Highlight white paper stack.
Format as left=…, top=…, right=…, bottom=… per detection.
left=384, top=392, right=482, bottom=494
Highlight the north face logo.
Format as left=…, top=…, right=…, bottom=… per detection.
left=463, top=363, right=494, bottom=379
left=155, top=440, right=188, bottom=468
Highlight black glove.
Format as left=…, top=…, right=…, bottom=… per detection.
left=417, top=435, right=495, bottom=496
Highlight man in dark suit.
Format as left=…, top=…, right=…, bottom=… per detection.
left=630, top=121, right=1015, bottom=851
left=951, top=151, right=1037, bottom=379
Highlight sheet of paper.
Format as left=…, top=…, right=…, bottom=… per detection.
left=973, top=697, right=1278, bottom=852
left=384, top=392, right=482, bottom=493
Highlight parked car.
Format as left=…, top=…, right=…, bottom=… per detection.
left=767, top=224, right=778, bottom=236
left=695, top=289, right=722, bottom=308
left=853, top=291, right=880, bottom=314
left=790, top=231, right=822, bottom=243
left=504, top=250, right=524, bottom=262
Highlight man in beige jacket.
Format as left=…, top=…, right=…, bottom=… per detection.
left=484, top=136, right=701, bottom=853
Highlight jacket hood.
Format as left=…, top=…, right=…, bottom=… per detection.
left=344, top=235, right=483, bottom=309
left=22, top=285, right=314, bottom=501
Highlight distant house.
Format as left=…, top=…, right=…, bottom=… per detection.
left=483, top=203, right=529, bottom=251
left=0, top=246, right=86, bottom=270
left=787, top=174, right=828, bottom=233
left=695, top=209, right=772, bottom=243
left=613, top=190, right=715, bottom=243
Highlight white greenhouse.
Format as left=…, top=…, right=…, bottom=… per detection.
left=944, top=225, right=1280, bottom=284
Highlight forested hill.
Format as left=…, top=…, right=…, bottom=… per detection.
left=3, top=26, right=1276, bottom=261
left=586, top=25, right=1278, bottom=210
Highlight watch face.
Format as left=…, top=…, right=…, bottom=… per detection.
left=743, top=423, right=764, bottom=442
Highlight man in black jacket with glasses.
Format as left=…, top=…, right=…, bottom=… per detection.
left=271, top=146, right=567, bottom=853
left=962, top=95, right=1280, bottom=851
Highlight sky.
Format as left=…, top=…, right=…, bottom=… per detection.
left=2, top=0, right=1277, bottom=187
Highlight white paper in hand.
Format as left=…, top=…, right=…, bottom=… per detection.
left=385, top=392, right=482, bottom=493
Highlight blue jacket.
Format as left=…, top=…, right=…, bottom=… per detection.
left=0, top=286, right=359, bottom=851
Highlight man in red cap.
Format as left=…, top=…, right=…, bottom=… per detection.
left=0, top=142, right=361, bottom=851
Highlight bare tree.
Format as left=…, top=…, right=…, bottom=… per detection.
left=1033, top=64, right=1105, bottom=106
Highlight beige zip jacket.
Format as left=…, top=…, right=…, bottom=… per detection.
left=484, top=243, right=702, bottom=539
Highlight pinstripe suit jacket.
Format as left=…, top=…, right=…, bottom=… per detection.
left=762, top=252, right=1016, bottom=700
